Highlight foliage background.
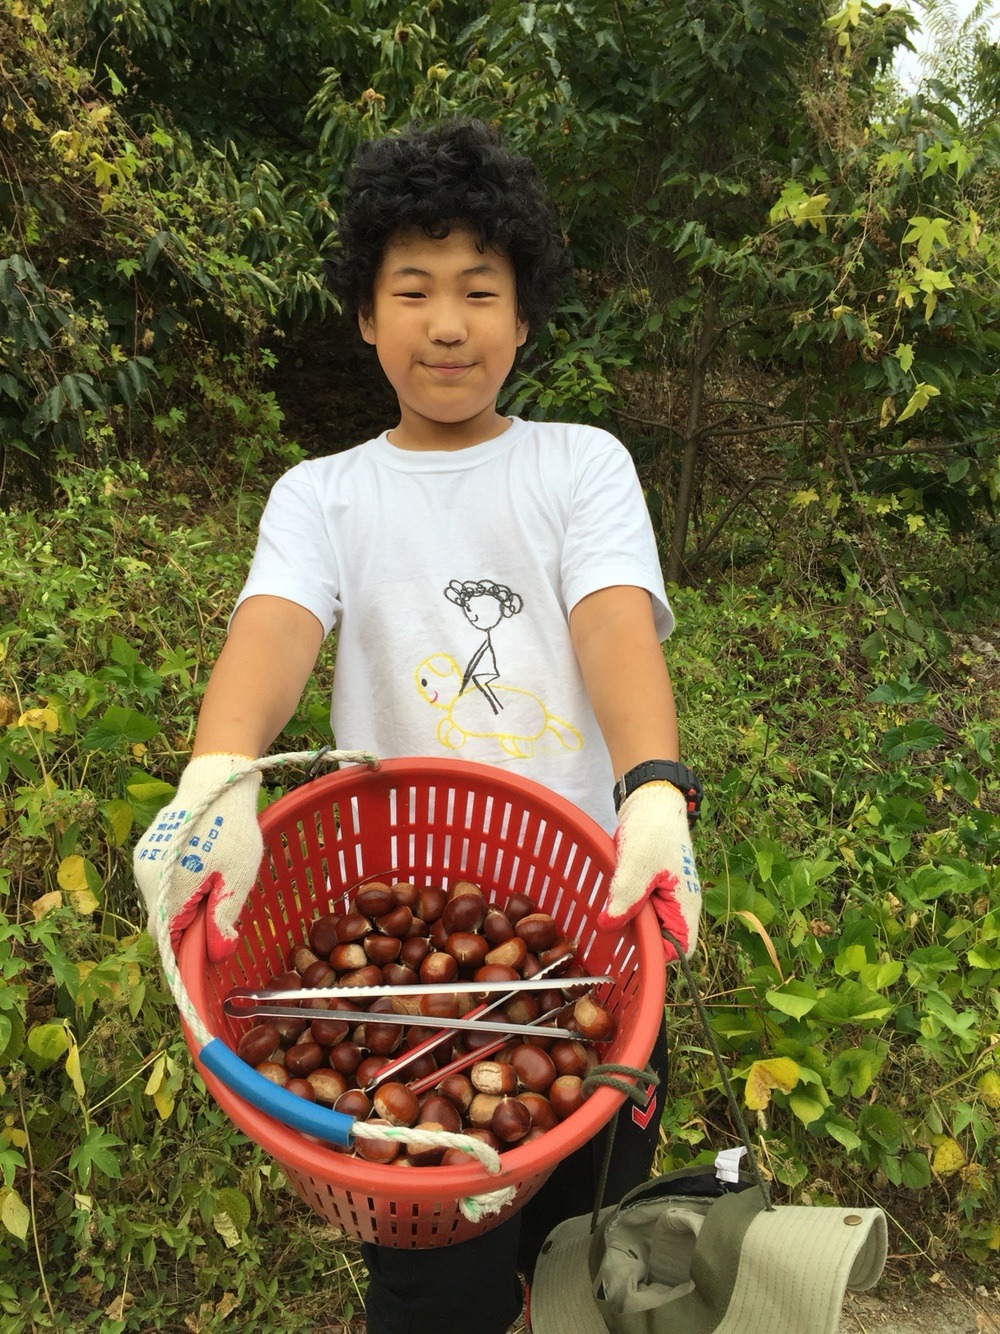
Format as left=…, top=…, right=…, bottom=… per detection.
left=0, top=0, right=998, bottom=1328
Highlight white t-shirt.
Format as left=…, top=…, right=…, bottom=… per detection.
left=234, top=417, right=673, bottom=833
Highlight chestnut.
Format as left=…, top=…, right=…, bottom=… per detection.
left=503, top=993, right=540, bottom=1027
left=292, top=945, right=320, bottom=974
left=419, top=992, right=460, bottom=1020
left=492, top=1096, right=532, bottom=1144
left=436, top=1074, right=474, bottom=1114
left=375, top=905, right=414, bottom=938
left=470, top=1061, right=517, bottom=1096
left=447, top=879, right=483, bottom=899
left=373, top=1082, right=420, bottom=1127
left=308, top=914, right=343, bottom=957
left=354, top=1119, right=400, bottom=1164
left=301, top=959, right=336, bottom=989
left=284, top=1041, right=326, bottom=1078
left=339, top=965, right=383, bottom=988
left=306, top=1068, right=348, bottom=1105
left=399, top=937, right=432, bottom=969
left=504, top=892, right=536, bottom=925
left=445, top=932, right=490, bottom=969
left=328, top=943, right=367, bottom=973
left=237, top=1023, right=280, bottom=1066
left=550, top=1074, right=586, bottom=1120
left=363, top=1021, right=404, bottom=1057
left=408, top=1122, right=447, bottom=1168
left=514, top=913, right=559, bottom=953
left=417, top=886, right=447, bottom=923
left=419, top=951, right=459, bottom=985
left=467, top=1092, right=502, bottom=1128
left=328, top=1041, right=364, bottom=1077
left=285, top=1077, right=316, bottom=1101
left=472, top=964, right=519, bottom=985
left=549, top=1039, right=592, bottom=1078
left=418, top=1094, right=463, bottom=1133
left=509, top=1044, right=556, bottom=1093
left=441, top=895, right=487, bottom=935
left=335, top=912, right=372, bottom=944
left=429, top=919, right=450, bottom=952
left=573, top=995, right=617, bottom=1042
left=354, top=883, right=396, bottom=917
left=391, top=881, right=420, bottom=909
left=540, top=939, right=577, bottom=970
left=364, top=934, right=402, bottom=966
left=381, top=960, right=416, bottom=992
left=484, top=936, right=528, bottom=972
left=518, top=1091, right=558, bottom=1130
left=483, top=908, right=515, bottom=945
left=356, top=1054, right=390, bottom=1086
left=334, top=1088, right=372, bottom=1119
left=255, top=1061, right=288, bottom=1087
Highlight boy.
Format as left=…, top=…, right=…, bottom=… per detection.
left=135, top=119, right=702, bottom=1333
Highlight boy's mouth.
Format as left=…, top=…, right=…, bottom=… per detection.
left=424, top=361, right=474, bottom=375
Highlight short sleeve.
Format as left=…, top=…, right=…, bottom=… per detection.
left=231, top=462, right=342, bottom=637
left=560, top=430, right=674, bottom=640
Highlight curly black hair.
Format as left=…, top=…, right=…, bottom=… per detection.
left=325, top=119, right=571, bottom=332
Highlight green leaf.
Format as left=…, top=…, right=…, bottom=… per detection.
left=26, top=1022, right=70, bottom=1064
left=68, top=1128, right=124, bottom=1188
left=82, top=706, right=160, bottom=751
left=766, top=982, right=819, bottom=1019
left=901, top=1152, right=932, bottom=1190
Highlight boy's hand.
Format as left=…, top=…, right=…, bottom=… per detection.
left=599, top=782, right=701, bottom=962
left=133, top=753, right=262, bottom=962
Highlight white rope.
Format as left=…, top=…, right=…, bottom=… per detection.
left=352, top=1121, right=518, bottom=1217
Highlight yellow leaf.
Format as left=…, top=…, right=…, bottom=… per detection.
left=976, top=1072, right=1000, bottom=1109
left=732, top=909, right=784, bottom=980
left=57, top=856, right=100, bottom=910
left=213, top=1211, right=241, bottom=1249
left=931, top=1136, right=966, bottom=1176
left=0, top=1188, right=30, bottom=1241
left=792, top=489, right=819, bottom=508
left=745, top=1057, right=800, bottom=1110
left=17, top=707, right=58, bottom=732
left=145, top=1053, right=166, bottom=1098
left=905, top=514, right=925, bottom=534
left=31, top=891, right=63, bottom=921
left=132, top=743, right=147, bottom=761
left=880, top=396, right=895, bottom=428
left=65, top=1038, right=85, bottom=1098
left=153, top=1085, right=176, bottom=1121
left=104, top=799, right=133, bottom=846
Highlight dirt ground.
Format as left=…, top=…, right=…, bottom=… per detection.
left=842, top=1283, right=1000, bottom=1333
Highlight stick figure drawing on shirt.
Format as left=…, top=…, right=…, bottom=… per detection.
left=443, top=578, right=523, bottom=715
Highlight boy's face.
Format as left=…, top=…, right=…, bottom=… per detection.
left=359, top=223, right=528, bottom=450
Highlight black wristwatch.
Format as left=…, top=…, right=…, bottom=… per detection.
left=613, top=760, right=702, bottom=826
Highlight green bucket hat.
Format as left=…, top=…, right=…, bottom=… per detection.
left=529, top=1164, right=887, bottom=1334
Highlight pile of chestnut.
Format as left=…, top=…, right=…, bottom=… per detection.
left=229, top=877, right=618, bottom=1167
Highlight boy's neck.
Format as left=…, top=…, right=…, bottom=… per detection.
left=386, top=409, right=514, bottom=452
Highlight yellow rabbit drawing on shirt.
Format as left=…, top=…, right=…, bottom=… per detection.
left=415, top=578, right=582, bottom=760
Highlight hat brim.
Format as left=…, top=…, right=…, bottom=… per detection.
left=530, top=1207, right=615, bottom=1334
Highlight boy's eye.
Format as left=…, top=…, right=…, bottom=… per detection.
left=396, top=291, right=426, bottom=299
left=468, top=291, right=498, bottom=299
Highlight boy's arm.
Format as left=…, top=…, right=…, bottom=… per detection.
left=569, top=585, right=679, bottom=774
left=134, top=595, right=324, bottom=960
left=570, top=585, right=702, bottom=961
left=193, top=595, right=325, bottom=757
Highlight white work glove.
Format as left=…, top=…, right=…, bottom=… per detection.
left=133, top=753, right=262, bottom=962
left=598, top=782, right=702, bottom=962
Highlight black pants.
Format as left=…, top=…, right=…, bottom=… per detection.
left=361, top=1022, right=667, bottom=1334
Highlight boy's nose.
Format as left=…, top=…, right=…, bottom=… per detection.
left=427, top=302, right=467, bottom=343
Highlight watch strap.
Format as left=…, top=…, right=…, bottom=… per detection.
left=613, top=760, right=702, bottom=825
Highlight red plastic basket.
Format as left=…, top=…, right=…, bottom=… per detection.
left=178, top=757, right=665, bottom=1248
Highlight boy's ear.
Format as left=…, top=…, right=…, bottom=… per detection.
left=358, top=308, right=376, bottom=345
left=516, top=314, right=529, bottom=348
